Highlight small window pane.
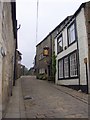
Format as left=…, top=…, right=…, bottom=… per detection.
left=64, top=57, right=69, bottom=78
left=68, top=23, right=76, bottom=45
left=57, top=35, right=63, bottom=53
left=58, top=59, right=63, bottom=79
left=70, top=52, right=78, bottom=77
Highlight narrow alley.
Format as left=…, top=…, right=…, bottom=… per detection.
left=4, top=76, right=88, bottom=118
left=0, top=1, right=90, bottom=120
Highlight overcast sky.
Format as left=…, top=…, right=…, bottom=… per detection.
left=16, top=0, right=89, bottom=69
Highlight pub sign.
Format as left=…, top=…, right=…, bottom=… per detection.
left=43, top=46, right=49, bottom=56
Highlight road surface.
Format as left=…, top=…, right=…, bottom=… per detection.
left=21, top=76, right=88, bottom=118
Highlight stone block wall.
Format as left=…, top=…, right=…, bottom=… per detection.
left=0, top=2, right=16, bottom=117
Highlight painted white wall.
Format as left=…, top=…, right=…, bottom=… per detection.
left=57, top=43, right=77, bottom=59
left=76, top=8, right=88, bottom=85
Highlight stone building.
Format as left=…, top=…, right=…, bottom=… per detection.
left=55, top=1, right=90, bottom=93
left=36, top=35, right=52, bottom=80
left=15, top=50, right=22, bottom=79
left=27, top=67, right=35, bottom=76
left=0, top=1, right=17, bottom=118
left=20, top=64, right=28, bottom=76
left=36, top=16, right=72, bottom=81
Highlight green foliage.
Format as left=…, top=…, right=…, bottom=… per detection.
left=36, top=73, right=47, bottom=80
left=52, top=52, right=56, bottom=76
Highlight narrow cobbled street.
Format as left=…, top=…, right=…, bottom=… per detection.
left=4, top=76, right=88, bottom=118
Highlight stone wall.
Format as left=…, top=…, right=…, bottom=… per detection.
left=0, top=2, right=3, bottom=119
left=0, top=2, right=16, bottom=117
left=36, top=36, right=51, bottom=78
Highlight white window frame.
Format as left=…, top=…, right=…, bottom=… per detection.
left=57, top=34, right=63, bottom=53
left=58, top=59, right=63, bottom=79
left=58, top=51, right=78, bottom=80
left=64, top=57, right=69, bottom=78
left=70, top=52, right=78, bottom=77
left=68, top=22, right=76, bottom=45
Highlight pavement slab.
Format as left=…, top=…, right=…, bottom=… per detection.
left=4, top=78, right=26, bottom=118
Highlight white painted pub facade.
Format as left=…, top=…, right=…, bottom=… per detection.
left=55, top=2, right=90, bottom=93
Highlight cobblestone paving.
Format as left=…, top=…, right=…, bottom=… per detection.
left=21, top=76, right=88, bottom=118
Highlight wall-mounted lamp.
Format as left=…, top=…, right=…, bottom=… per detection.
left=1, top=47, right=6, bottom=57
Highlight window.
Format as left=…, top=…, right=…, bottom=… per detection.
left=39, top=54, right=42, bottom=60
left=39, top=68, right=45, bottom=74
left=39, top=69, right=42, bottom=74
left=58, top=51, right=78, bottom=80
left=58, top=59, right=63, bottom=79
left=70, top=52, right=77, bottom=77
left=57, top=35, right=63, bottom=53
left=68, top=22, right=76, bottom=45
left=64, top=57, right=69, bottom=78
left=39, top=53, right=44, bottom=60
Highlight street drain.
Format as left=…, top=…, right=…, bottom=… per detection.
left=24, top=95, right=33, bottom=100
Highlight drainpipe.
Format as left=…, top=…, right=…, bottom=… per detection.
left=50, top=35, right=52, bottom=79
left=13, top=24, right=21, bottom=86
left=84, top=58, right=88, bottom=94
left=13, top=43, right=17, bottom=86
